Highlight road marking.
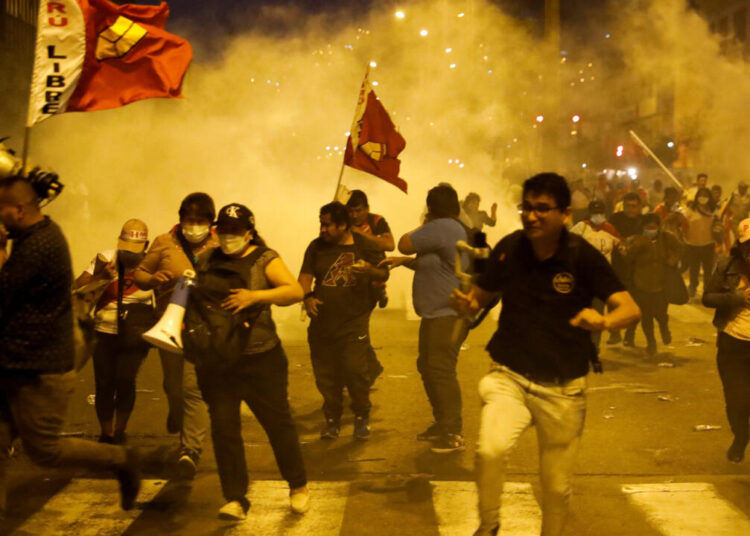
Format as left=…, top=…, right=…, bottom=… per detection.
left=226, top=480, right=349, bottom=535
left=11, top=478, right=166, bottom=536
left=432, top=481, right=541, bottom=536
left=622, top=482, right=750, bottom=536
left=670, top=303, right=713, bottom=324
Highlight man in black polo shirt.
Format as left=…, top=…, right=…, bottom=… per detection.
left=0, top=176, right=140, bottom=516
left=452, top=173, right=640, bottom=536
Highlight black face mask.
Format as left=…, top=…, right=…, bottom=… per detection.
left=118, top=251, right=144, bottom=269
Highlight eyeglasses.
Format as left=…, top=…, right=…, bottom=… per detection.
left=517, top=203, right=560, bottom=216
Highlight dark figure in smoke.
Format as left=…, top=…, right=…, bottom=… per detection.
left=462, top=192, right=497, bottom=232
left=382, top=184, right=469, bottom=453
left=622, top=213, right=682, bottom=357
left=134, top=193, right=218, bottom=479
left=299, top=202, right=388, bottom=441
left=703, top=217, right=750, bottom=463
left=0, top=176, right=140, bottom=514
left=346, top=189, right=394, bottom=386
left=451, top=173, right=640, bottom=536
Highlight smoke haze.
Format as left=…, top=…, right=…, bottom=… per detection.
left=11, top=0, right=750, bottom=310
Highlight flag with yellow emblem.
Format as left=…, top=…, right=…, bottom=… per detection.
left=27, top=0, right=192, bottom=127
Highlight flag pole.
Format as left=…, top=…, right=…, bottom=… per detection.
left=21, top=127, right=32, bottom=174
left=628, top=130, right=683, bottom=190
left=333, top=64, right=372, bottom=201
left=333, top=159, right=346, bottom=201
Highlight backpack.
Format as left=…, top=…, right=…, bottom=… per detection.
left=182, top=246, right=268, bottom=368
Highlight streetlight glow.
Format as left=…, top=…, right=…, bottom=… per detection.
left=420, top=29, right=429, bottom=36
left=395, top=10, right=405, bottom=19
left=370, top=61, right=377, bottom=67
left=572, top=114, right=581, bottom=123
left=536, top=115, right=545, bottom=123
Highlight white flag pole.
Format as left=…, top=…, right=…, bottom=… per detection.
left=333, top=64, right=372, bottom=201
left=628, top=130, right=683, bottom=190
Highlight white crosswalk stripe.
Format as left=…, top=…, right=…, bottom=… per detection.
left=433, top=481, right=541, bottom=536
left=9, top=478, right=750, bottom=535
left=622, top=482, right=750, bottom=536
left=225, top=481, right=349, bottom=536
left=10, top=478, right=166, bottom=536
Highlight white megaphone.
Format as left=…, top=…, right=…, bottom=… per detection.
left=142, top=270, right=196, bottom=354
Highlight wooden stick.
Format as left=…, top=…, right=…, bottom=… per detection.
left=628, top=130, right=683, bottom=190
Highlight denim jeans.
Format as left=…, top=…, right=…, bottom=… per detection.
left=475, top=365, right=587, bottom=536
left=159, top=349, right=209, bottom=456
left=0, top=370, right=127, bottom=513
left=417, top=316, right=468, bottom=436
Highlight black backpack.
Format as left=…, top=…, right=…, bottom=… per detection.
left=182, top=247, right=267, bottom=368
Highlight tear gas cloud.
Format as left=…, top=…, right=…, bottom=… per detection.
left=17, top=0, right=750, bottom=311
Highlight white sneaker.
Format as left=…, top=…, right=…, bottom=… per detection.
left=290, top=486, right=310, bottom=514
left=218, top=500, right=248, bottom=521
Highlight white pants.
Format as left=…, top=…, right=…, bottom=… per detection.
left=475, top=365, right=587, bottom=536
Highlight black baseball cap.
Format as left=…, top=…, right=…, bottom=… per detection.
left=216, top=203, right=255, bottom=230
left=588, top=199, right=606, bottom=213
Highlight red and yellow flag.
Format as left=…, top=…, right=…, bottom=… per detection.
left=27, top=0, right=192, bottom=126
left=344, top=69, right=407, bottom=193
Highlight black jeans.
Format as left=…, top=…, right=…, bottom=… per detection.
left=417, top=316, right=468, bottom=436
left=717, top=332, right=750, bottom=445
left=308, top=330, right=371, bottom=421
left=630, top=290, right=670, bottom=347
left=91, top=332, right=149, bottom=425
left=197, top=344, right=307, bottom=507
left=685, top=244, right=715, bottom=293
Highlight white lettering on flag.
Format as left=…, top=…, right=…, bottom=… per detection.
left=27, top=0, right=86, bottom=127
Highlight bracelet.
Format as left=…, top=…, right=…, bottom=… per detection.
left=304, top=291, right=315, bottom=299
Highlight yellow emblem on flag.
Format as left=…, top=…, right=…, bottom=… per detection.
left=95, top=16, right=147, bottom=61
left=360, top=141, right=386, bottom=161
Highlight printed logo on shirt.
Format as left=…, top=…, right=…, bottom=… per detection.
left=322, top=253, right=357, bottom=287
left=552, top=272, right=575, bottom=294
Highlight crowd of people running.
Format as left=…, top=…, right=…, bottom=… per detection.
left=2, top=168, right=749, bottom=536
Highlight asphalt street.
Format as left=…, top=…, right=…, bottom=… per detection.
left=1, top=301, right=749, bottom=535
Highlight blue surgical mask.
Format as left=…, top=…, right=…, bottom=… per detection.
left=590, top=214, right=606, bottom=226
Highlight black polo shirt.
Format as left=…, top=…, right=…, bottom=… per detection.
left=477, top=229, right=625, bottom=382
left=0, top=217, right=74, bottom=373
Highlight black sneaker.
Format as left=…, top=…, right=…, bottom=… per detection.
left=98, top=434, right=115, bottom=444
left=353, top=416, right=371, bottom=441
left=416, top=423, right=442, bottom=442
left=727, top=438, right=747, bottom=463
left=113, top=430, right=128, bottom=445
left=176, top=448, right=199, bottom=480
left=320, top=419, right=340, bottom=440
left=115, top=447, right=141, bottom=510
left=430, top=433, right=466, bottom=454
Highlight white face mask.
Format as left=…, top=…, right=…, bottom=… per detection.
left=182, top=224, right=210, bottom=244
left=697, top=196, right=710, bottom=205
left=590, top=214, right=606, bottom=226
left=219, top=233, right=249, bottom=255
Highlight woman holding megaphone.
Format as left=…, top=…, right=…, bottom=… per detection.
left=183, top=203, right=309, bottom=521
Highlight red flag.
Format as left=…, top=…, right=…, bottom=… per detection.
left=344, top=71, right=407, bottom=193
left=28, top=0, right=192, bottom=126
